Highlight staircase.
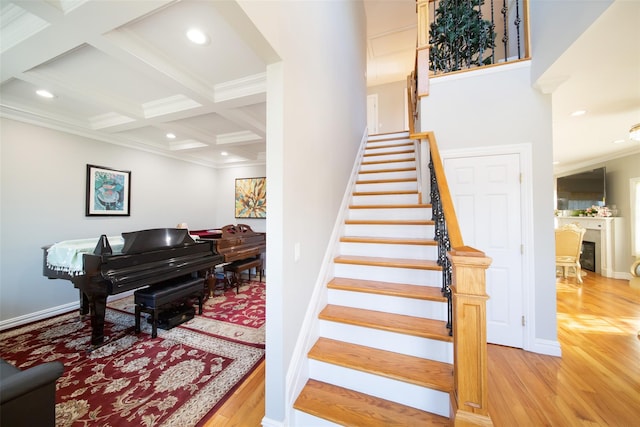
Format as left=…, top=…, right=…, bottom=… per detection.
left=293, top=131, right=453, bottom=426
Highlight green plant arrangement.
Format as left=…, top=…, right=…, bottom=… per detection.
left=429, top=0, right=496, bottom=73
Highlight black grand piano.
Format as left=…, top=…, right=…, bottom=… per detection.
left=43, top=228, right=223, bottom=347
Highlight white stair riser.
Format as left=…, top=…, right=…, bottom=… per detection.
left=362, top=152, right=415, bottom=163
left=358, top=170, right=417, bottom=181
left=291, top=410, right=342, bottom=427
left=364, top=145, right=414, bottom=155
left=351, top=193, right=420, bottom=205
left=343, top=224, right=434, bottom=239
left=360, top=159, right=416, bottom=172
left=327, top=289, right=446, bottom=321
left=367, top=134, right=410, bottom=143
left=333, top=263, right=442, bottom=286
left=347, top=206, right=430, bottom=220
left=308, top=360, right=450, bottom=417
left=319, top=321, right=453, bottom=363
left=355, top=181, right=417, bottom=193
left=339, top=241, right=437, bottom=259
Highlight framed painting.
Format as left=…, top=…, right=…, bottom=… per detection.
left=235, top=177, right=266, bottom=218
left=86, top=164, right=131, bottom=216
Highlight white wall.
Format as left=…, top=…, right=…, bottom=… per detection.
left=420, top=62, right=558, bottom=347
left=238, top=1, right=367, bottom=424
left=367, top=80, right=407, bottom=134
left=529, top=0, right=613, bottom=83
left=0, top=118, right=227, bottom=322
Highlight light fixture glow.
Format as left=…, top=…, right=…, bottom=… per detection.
left=570, top=110, right=587, bottom=117
left=630, top=123, right=640, bottom=142
left=166, top=133, right=176, bottom=139
left=612, top=139, right=626, bottom=144
left=186, top=28, right=209, bottom=45
left=36, top=89, right=54, bottom=98
left=221, top=151, right=228, bottom=156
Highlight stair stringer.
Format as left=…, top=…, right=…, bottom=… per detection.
left=282, top=128, right=371, bottom=425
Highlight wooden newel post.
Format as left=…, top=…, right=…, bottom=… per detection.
left=448, top=246, right=494, bottom=427
left=416, top=0, right=430, bottom=97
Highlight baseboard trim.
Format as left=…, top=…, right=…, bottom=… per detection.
left=531, top=338, right=562, bottom=357
left=261, top=416, right=286, bottom=427
left=0, top=290, right=134, bottom=332
left=0, top=301, right=78, bottom=331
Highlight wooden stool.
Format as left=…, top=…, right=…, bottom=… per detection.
left=223, top=257, right=264, bottom=293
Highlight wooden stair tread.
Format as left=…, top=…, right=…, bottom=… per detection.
left=319, top=305, right=452, bottom=342
left=294, top=379, right=449, bottom=427
left=349, top=203, right=431, bottom=209
left=328, top=277, right=446, bottom=301
left=334, top=255, right=441, bottom=271
left=344, top=219, right=434, bottom=225
left=340, top=236, right=437, bottom=245
left=356, top=177, right=416, bottom=184
left=309, top=338, right=453, bottom=391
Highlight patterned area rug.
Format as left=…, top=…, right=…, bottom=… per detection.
left=0, top=281, right=265, bottom=427
left=110, top=281, right=266, bottom=347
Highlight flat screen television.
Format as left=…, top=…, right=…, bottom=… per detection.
left=556, top=167, right=606, bottom=210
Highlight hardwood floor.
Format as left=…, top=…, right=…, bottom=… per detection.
left=489, top=273, right=640, bottom=426
left=203, top=272, right=640, bottom=426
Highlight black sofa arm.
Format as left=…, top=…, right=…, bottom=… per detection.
left=0, top=360, right=64, bottom=403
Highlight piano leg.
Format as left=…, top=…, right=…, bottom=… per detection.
left=87, top=292, right=108, bottom=347
left=79, top=290, right=93, bottom=321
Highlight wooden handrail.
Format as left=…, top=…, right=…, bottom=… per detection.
left=410, top=131, right=464, bottom=249
left=410, top=131, right=492, bottom=426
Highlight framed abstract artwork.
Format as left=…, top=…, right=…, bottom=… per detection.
left=86, top=164, right=131, bottom=216
left=235, top=177, right=266, bottom=218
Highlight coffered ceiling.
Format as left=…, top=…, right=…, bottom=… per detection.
left=1, top=0, right=270, bottom=168
left=1, top=0, right=638, bottom=171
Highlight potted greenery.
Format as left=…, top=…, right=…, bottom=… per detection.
left=429, top=0, right=496, bottom=73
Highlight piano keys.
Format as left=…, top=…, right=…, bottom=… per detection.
left=43, top=228, right=224, bottom=347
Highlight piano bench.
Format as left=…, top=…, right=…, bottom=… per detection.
left=134, top=277, right=204, bottom=338
left=223, top=257, right=264, bottom=293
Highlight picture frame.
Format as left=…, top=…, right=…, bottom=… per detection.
left=86, top=164, right=131, bottom=216
left=235, top=177, right=266, bottom=218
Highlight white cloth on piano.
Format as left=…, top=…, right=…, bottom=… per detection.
left=46, top=236, right=124, bottom=276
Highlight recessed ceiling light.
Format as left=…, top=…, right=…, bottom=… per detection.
left=221, top=151, right=228, bottom=156
left=186, top=28, right=209, bottom=45
left=36, top=89, right=55, bottom=98
left=166, top=133, right=176, bottom=139
left=612, top=139, right=626, bottom=144
left=570, top=110, right=587, bottom=117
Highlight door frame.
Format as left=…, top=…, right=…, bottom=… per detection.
left=441, top=143, right=535, bottom=351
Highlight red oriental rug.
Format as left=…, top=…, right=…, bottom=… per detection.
left=0, top=281, right=265, bottom=427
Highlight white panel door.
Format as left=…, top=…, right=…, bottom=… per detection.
left=367, top=94, right=378, bottom=135
left=444, top=154, right=523, bottom=348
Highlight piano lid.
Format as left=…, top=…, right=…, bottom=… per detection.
left=121, top=228, right=195, bottom=254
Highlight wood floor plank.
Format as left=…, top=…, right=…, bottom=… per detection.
left=488, top=274, right=640, bottom=426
